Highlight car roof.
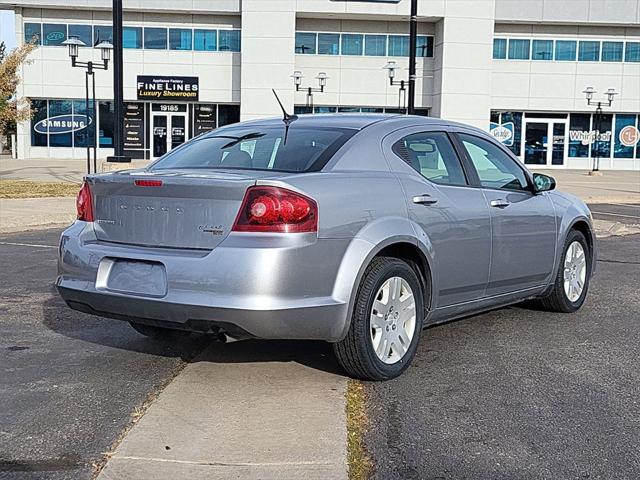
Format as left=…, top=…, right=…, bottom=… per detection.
left=218, top=113, right=455, bottom=131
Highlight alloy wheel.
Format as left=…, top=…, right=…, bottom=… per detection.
left=370, top=276, right=417, bottom=364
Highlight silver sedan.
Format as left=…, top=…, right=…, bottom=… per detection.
left=57, top=114, right=595, bottom=380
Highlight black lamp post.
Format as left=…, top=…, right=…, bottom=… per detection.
left=291, top=71, right=329, bottom=109
left=62, top=36, right=112, bottom=174
left=108, top=0, right=130, bottom=163
left=383, top=61, right=407, bottom=112
left=583, top=86, right=617, bottom=173
left=407, top=0, right=418, bottom=115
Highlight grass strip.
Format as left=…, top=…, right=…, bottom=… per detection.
left=346, top=380, right=373, bottom=479
left=0, top=180, right=81, bottom=199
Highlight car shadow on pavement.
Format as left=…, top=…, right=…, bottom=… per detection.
left=42, top=295, right=344, bottom=375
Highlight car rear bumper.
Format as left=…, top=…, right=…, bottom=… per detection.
left=56, top=222, right=352, bottom=341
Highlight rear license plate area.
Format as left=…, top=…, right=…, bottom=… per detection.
left=96, top=258, right=167, bottom=298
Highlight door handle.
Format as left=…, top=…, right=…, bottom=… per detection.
left=413, top=195, right=438, bottom=205
left=490, top=199, right=510, bottom=208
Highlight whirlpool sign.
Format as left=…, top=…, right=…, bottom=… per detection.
left=33, top=114, right=92, bottom=135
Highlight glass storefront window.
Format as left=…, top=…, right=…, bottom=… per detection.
left=72, top=99, right=94, bottom=148
left=24, top=23, right=41, bottom=45
left=362, top=107, right=384, bottom=113
left=613, top=114, right=637, bottom=159
left=532, top=40, right=553, bottom=60
left=93, top=25, right=113, bottom=46
left=601, top=41, right=623, bottom=62
left=294, top=106, right=313, bottom=115
left=388, top=35, right=409, bottom=56
left=67, top=25, right=92, bottom=47
left=99, top=101, right=115, bottom=148
left=555, top=40, right=577, bottom=61
left=169, top=29, right=192, bottom=50
left=578, top=41, right=600, bottom=61
left=42, top=24, right=66, bottom=46
left=493, top=38, right=507, bottom=59
left=365, top=35, right=387, bottom=56
left=508, top=39, right=530, bottom=60
left=416, top=36, right=432, bottom=57
left=318, top=33, right=340, bottom=55
left=219, top=30, right=240, bottom=52
left=123, top=27, right=142, bottom=49
left=315, top=106, right=338, bottom=113
left=625, top=42, right=640, bottom=62
left=295, top=32, right=316, bottom=54
left=569, top=114, right=591, bottom=157
left=592, top=114, right=612, bottom=159
left=30, top=100, right=48, bottom=146
left=218, top=105, right=240, bottom=126
left=341, top=34, right=363, bottom=56
left=144, top=28, right=167, bottom=49
left=47, top=100, right=73, bottom=147
left=194, top=30, right=217, bottom=51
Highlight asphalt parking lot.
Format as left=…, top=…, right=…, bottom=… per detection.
left=365, top=232, right=640, bottom=479
left=0, top=228, right=211, bottom=480
left=0, top=203, right=638, bottom=479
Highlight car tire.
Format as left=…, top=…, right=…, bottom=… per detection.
left=535, top=229, right=591, bottom=313
left=129, top=322, right=191, bottom=340
left=333, top=256, right=424, bottom=381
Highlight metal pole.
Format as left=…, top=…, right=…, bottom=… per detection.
left=594, top=104, right=602, bottom=172
left=85, top=70, right=91, bottom=174
left=108, top=0, right=129, bottom=162
left=92, top=71, right=97, bottom=173
left=407, top=0, right=418, bottom=115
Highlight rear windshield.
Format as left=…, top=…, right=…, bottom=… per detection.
left=150, top=126, right=355, bottom=173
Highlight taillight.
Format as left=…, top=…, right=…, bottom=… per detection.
left=232, top=186, right=318, bottom=233
left=76, top=181, right=94, bottom=222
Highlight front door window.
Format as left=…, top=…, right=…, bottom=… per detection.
left=524, top=122, right=547, bottom=165
left=153, top=116, right=168, bottom=157
left=524, top=121, right=567, bottom=166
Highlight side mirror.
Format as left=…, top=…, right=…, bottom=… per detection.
left=533, top=173, right=556, bottom=193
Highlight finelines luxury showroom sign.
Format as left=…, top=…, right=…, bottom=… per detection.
left=136, top=76, right=199, bottom=101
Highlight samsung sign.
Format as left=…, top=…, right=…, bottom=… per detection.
left=33, top=114, right=91, bottom=135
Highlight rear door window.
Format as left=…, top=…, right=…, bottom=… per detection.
left=392, top=131, right=468, bottom=186
left=150, top=126, right=355, bottom=172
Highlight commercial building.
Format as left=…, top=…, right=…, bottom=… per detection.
left=1, top=0, right=639, bottom=170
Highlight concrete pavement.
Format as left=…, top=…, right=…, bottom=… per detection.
left=0, top=197, right=76, bottom=234
left=98, top=342, right=348, bottom=480
left=537, top=168, right=640, bottom=204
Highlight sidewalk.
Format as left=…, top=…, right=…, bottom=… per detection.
left=0, top=157, right=149, bottom=183
left=537, top=169, right=640, bottom=204
left=97, top=341, right=348, bottom=480
left=0, top=197, right=75, bottom=234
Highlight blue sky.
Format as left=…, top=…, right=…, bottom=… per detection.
left=1, top=10, right=16, bottom=49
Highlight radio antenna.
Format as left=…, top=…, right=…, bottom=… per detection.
left=272, top=89, right=298, bottom=145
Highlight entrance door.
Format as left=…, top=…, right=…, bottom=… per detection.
left=523, top=120, right=567, bottom=167
left=152, top=113, right=188, bottom=158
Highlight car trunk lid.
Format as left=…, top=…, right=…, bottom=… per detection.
left=90, top=169, right=283, bottom=249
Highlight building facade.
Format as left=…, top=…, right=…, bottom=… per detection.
left=1, top=0, right=639, bottom=170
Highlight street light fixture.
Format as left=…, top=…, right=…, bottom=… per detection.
left=384, top=61, right=407, bottom=112
left=582, top=86, right=618, bottom=174
left=62, top=36, right=113, bottom=174
left=292, top=70, right=329, bottom=109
